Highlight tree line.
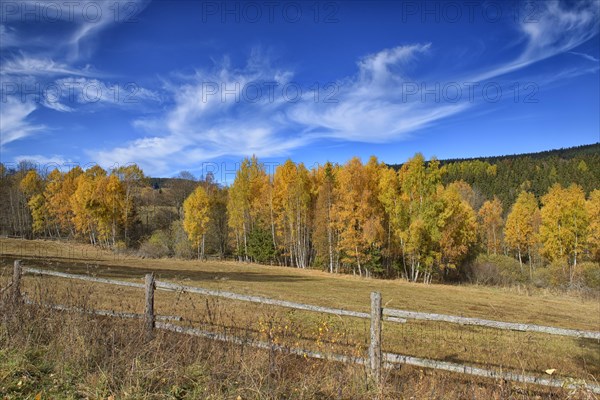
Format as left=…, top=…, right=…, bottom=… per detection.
left=1, top=148, right=598, bottom=287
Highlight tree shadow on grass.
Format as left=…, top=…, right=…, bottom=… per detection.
left=0, top=255, right=316, bottom=284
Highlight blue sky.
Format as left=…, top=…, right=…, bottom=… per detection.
left=1, top=0, right=599, bottom=180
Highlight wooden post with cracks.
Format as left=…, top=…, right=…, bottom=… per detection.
left=12, top=260, right=22, bottom=305
left=144, top=273, right=155, bottom=339
left=369, top=291, right=382, bottom=387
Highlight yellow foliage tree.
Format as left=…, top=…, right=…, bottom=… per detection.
left=586, top=190, right=600, bottom=262
left=20, top=170, right=49, bottom=236
left=540, top=184, right=589, bottom=284
left=227, top=156, right=270, bottom=261
left=273, top=160, right=312, bottom=268
left=478, top=197, right=503, bottom=255
left=312, top=162, right=340, bottom=273
left=70, top=166, right=107, bottom=245
left=183, top=186, right=210, bottom=260
left=438, top=185, right=478, bottom=275
left=115, top=164, right=146, bottom=244
left=397, top=154, right=442, bottom=282
left=504, top=191, right=540, bottom=274
left=333, top=157, right=384, bottom=277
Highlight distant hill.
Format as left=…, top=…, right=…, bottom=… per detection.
left=389, top=143, right=600, bottom=211
left=437, top=143, right=600, bottom=165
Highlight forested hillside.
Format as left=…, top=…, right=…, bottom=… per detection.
left=1, top=144, right=598, bottom=289
left=390, top=143, right=600, bottom=210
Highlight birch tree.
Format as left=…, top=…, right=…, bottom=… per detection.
left=183, top=186, right=210, bottom=260
left=540, top=184, right=589, bottom=284
left=504, top=191, right=540, bottom=274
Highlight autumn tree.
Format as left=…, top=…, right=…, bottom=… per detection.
left=313, top=162, right=340, bottom=273
left=437, top=185, right=478, bottom=278
left=398, top=154, right=442, bottom=282
left=115, top=164, right=146, bottom=244
left=273, top=160, right=312, bottom=268
left=586, top=190, right=600, bottom=262
left=478, top=197, right=503, bottom=255
left=504, top=191, right=540, bottom=275
left=447, top=180, right=484, bottom=211
left=227, top=156, right=271, bottom=261
left=97, top=173, right=128, bottom=246
left=44, top=169, right=66, bottom=237
left=333, top=157, right=384, bottom=277
left=54, top=166, right=83, bottom=236
left=540, top=184, right=589, bottom=284
left=183, top=186, right=210, bottom=259
left=201, top=174, right=229, bottom=258
left=70, top=166, right=107, bottom=245
left=20, top=170, right=50, bottom=236
left=378, top=164, right=408, bottom=276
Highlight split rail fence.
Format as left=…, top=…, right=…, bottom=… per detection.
left=5, top=260, right=600, bottom=394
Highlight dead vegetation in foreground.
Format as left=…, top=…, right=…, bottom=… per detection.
left=1, top=239, right=599, bottom=398
left=1, top=287, right=599, bottom=399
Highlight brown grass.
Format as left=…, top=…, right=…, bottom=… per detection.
left=1, top=237, right=600, bottom=398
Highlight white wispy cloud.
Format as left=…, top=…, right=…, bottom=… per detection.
left=0, top=97, right=45, bottom=147
left=0, top=24, right=20, bottom=48
left=4, top=0, right=598, bottom=176
left=0, top=53, right=96, bottom=77
left=569, top=51, right=599, bottom=63
left=286, top=43, right=471, bottom=142
left=50, top=77, right=161, bottom=108
left=1, top=1, right=151, bottom=60
left=473, top=0, right=599, bottom=81
left=13, top=154, right=72, bottom=168
left=92, top=44, right=468, bottom=174
left=93, top=53, right=306, bottom=173
left=0, top=0, right=156, bottom=127
left=67, top=1, right=151, bottom=60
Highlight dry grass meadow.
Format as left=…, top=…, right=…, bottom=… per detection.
left=1, top=238, right=599, bottom=399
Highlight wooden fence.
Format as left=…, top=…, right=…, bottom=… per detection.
left=5, top=260, right=600, bottom=394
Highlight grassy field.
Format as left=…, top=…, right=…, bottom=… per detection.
left=1, top=238, right=599, bottom=398
left=1, top=238, right=598, bottom=329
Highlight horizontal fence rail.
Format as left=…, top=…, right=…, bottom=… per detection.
left=383, top=308, right=600, bottom=340
left=155, top=280, right=408, bottom=323
left=9, top=262, right=600, bottom=394
left=155, top=322, right=367, bottom=366
left=22, top=296, right=182, bottom=322
left=383, top=353, right=600, bottom=394
left=22, top=267, right=407, bottom=324
left=23, top=266, right=600, bottom=340
left=23, top=267, right=145, bottom=289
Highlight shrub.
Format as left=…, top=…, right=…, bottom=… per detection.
left=113, top=240, right=127, bottom=254
left=580, top=262, right=600, bottom=289
left=170, top=220, right=194, bottom=259
left=138, top=230, right=171, bottom=258
left=467, top=254, right=528, bottom=285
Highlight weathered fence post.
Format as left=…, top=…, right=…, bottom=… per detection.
left=12, top=260, right=22, bottom=304
left=369, top=291, right=382, bottom=386
left=144, top=273, right=155, bottom=339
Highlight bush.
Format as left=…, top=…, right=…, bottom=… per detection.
left=467, top=254, right=528, bottom=285
left=170, top=220, right=194, bottom=259
left=532, top=261, right=600, bottom=291
left=113, top=240, right=128, bottom=254
left=138, top=230, right=171, bottom=258
left=580, top=262, right=600, bottom=289
left=532, top=262, right=567, bottom=288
